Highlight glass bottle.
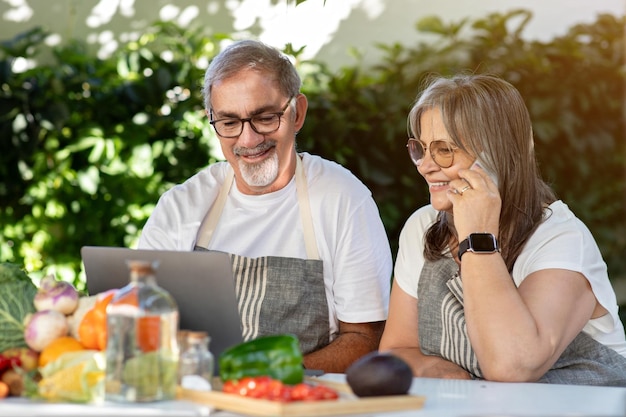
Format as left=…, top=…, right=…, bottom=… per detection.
left=178, top=331, right=214, bottom=391
left=105, top=260, right=179, bottom=402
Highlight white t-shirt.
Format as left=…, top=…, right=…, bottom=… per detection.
left=394, top=201, right=626, bottom=357
left=138, top=152, right=392, bottom=339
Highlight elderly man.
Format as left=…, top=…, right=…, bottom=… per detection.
left=138, top=40, right=392, bottom=372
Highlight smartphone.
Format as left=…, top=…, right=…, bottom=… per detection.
left=471, top=152, right=499, bottom=187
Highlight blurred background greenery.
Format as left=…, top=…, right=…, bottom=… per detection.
left=1, top=9, right=625, bottom=325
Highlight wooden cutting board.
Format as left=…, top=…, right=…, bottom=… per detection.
left=177, top=379, right=425, bottom=417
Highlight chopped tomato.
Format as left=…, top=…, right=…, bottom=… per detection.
left=221, top=376, right=339, bottom=402
left=309, top=385, right=340, bottom=400
left=222, top=380, right=237, bottom=394
left=265, top=378, right=290, bottom=402
left=290, top=383, right=313, bottom=400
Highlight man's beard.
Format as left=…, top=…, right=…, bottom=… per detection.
left=236, top=143, right=279, bottom=188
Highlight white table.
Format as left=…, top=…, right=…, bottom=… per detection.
left=4, top=374, right=626, bottom=416
left=385, top=376, right=626, bottom=417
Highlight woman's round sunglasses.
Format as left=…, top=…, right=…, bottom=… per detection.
left=406, top=138, right=458, bottom=168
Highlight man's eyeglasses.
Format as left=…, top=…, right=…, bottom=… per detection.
left=406, top=138, right=458, bottom=168
left=210, top=96, right=294, bottom=138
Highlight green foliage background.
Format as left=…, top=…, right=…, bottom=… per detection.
left=1, top=10, right=625, bottom=306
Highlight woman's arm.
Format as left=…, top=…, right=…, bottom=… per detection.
left=461, top=254, right=598, bottom=382
left=379, top=280, right=471, bottom=379
left=450, top=169, right=600, bottom=382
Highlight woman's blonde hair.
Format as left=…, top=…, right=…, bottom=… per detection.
left=408, top=73, right=556, bottom=271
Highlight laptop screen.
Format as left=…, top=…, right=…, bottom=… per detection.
left=81, top=246, right=243, bottom=373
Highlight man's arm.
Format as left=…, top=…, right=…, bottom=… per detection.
left=302, top=320, right=385, bottom=373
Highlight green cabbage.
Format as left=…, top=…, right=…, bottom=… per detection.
left=0, top=263, right=38, bottom=352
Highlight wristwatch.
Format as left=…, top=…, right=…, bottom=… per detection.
left=458, top=233, right=500, bottom=261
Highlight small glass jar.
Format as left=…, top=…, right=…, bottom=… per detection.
left=178, top=331, right=214, bottom=391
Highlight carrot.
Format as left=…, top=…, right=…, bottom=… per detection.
left=0, top=380, right=9, bottom=398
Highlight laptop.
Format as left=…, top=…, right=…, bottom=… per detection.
left=81, top=246, right=243, bottom=373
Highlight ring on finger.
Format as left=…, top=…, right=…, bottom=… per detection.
left=458, top=185, right=472, bottom=195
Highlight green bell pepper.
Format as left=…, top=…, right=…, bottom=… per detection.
left=218, top=334, right=304, bottom=385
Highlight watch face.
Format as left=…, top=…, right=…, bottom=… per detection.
left=470, top=233, right=497, bottom=251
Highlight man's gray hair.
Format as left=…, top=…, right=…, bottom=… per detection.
left=202, top=40, right=302, bottom=111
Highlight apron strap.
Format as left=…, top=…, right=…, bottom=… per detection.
left=195, top=167, right=234, bottom=249
left=295, top=155, right=320, bottom=260
left=195, top=154, right=320, bottom=260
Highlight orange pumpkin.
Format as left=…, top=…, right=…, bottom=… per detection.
left=78, top=289, right=161, bottom=352
left=110, top=290, right=161, bottom=352
left=77, top=290, right=116, bottom=350
left=136, top=316, right=160, bottom=352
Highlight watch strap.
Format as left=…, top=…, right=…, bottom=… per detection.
left=458, top=238, right=471, bottom=261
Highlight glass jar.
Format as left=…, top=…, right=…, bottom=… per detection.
left=178, top=330, right=214, bottom=391
left=105, top=260, right=179, bottom=402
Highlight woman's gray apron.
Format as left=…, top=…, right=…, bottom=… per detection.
left=417, top=257, right=626, bottom=386
left=194, top=156, right=329, bottom=354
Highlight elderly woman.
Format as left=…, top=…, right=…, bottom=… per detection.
left=379, top=73, right=626, bottom=385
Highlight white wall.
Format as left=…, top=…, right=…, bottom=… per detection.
left=1, top=0, right=624, bottom=70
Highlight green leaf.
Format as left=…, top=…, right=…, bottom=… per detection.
left=0, top=263, right=37, bottom=351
